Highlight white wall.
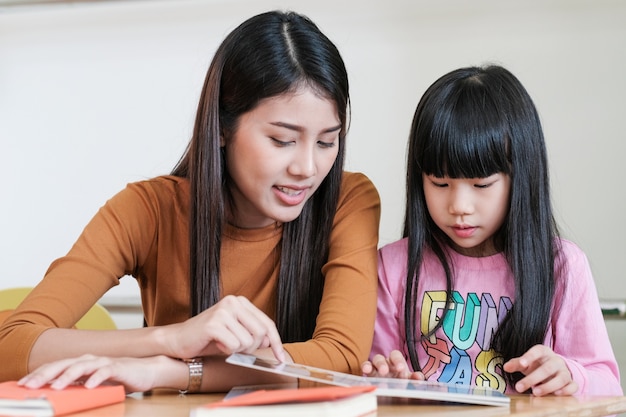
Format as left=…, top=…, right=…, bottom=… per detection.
left=1, top=0, right=625, bottom=388
left=2, top=0, right=625, bottom=296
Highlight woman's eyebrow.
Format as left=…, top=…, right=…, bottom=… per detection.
left=270, top=121, right=342, bottom=134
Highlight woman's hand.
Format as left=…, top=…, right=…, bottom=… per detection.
left=503, top=344, right=578, bottom=396
left=163, top=295, right=285, bottom=362
left=18, top=354, right=173, bottom=393
left=361, top=350, right=424, bottom=380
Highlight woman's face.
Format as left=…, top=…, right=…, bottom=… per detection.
left=224, top=87, right=341, bottom=228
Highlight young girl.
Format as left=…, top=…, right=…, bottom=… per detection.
left=0, top=11, right=381, bottom=393
left=363, top=65, right=622, bottom=396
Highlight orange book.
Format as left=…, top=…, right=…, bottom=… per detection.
left=192, top=385, right=377, bottom=417
left=0, top=381, right=125, bottom=416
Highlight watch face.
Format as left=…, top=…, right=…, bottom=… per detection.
left=181, top=357, right=203, bottom=393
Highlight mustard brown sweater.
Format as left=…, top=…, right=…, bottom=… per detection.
left=0, top=172, right=380, bottom=381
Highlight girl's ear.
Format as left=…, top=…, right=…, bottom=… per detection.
left=220, top=135, right=225, bottom=147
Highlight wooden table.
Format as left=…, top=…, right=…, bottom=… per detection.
left=63, top=390, right=626, bottom=417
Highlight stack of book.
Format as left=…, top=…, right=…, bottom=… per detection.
left=192, top=385, right=377, bottom=417
left=0, top=381, right=125, bottom=416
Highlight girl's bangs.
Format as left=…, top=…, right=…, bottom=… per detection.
left=420, top=90, right=511, bottom=179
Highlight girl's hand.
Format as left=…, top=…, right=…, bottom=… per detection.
left=18, top=354, right=171, bottom=393
left=164, top=295, right=285, bottom=362
left=503, top=344, right=578, bottom=396
left=361, top=350, right=425, bottom=380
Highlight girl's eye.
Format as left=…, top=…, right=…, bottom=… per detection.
left=426, top=176, right=448, bottom=187
left=474, top=174, right=501, bottom=188
left=474, top=178, right=498, bottom=188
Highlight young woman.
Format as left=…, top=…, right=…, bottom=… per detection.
left=362, top=65, right=622, bottom=396
left=0, top=10, right=381, bottom=393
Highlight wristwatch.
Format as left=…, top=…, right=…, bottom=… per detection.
left=179, top=357, right=203, bottom=394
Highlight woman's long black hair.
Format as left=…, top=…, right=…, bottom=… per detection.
left=171, top=11, right=349, bottom=342
left=403, top=65, right=560, bottom=386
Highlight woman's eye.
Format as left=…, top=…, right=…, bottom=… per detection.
left=318, top=140, right=336, bottom=149
left=432, top=181, right=448, bottom=188
left=271, top=137, right=293, bottom=146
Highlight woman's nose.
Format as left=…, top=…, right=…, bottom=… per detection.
left=288, top=146, right=316, bottom=177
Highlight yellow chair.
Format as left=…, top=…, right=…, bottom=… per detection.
left=0, top=287, right=116, bottom=330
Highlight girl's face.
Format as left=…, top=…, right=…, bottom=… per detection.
left=423, top=173, right=511, bottom=257
left=224, top=87, right=341, bottom=229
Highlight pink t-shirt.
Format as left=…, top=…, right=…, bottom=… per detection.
left=373, top=238, right=622, bottom=395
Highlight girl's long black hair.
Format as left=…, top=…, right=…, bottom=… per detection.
left=403, top=65, right=560, bottom=386
left=171, top=11, right=349, bottom=342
